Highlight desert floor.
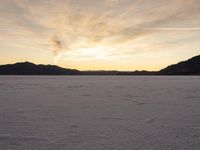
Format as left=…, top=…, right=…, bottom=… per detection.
left=0, top=76, right=200, bottom=150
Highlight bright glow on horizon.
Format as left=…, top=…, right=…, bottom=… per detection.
left=0, top=0, right=200, bottom=71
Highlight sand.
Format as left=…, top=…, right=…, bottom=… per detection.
left=0, top=76, right=200, bottom=150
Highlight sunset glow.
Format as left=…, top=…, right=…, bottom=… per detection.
left=0, top=0, right=200, bottom=70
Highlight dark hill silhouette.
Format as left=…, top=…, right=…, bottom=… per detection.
left=159, top=55, right=200, bottom=75
left=0, top=55, right=199, bottom=75
left=0, top=62, right=80, bottom=75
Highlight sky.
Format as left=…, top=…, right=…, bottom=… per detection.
left=0, top=0, right=200, bottom=71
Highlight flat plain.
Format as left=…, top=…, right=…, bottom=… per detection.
left=0, top=76, right=200, bottom=150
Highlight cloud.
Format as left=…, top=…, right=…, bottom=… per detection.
left=52, top=34, right=63, bottom=55
left=0, top=0, right=200, bottom=62
left=142, top=28, right=200, bottom=31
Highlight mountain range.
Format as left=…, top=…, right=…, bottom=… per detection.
left=159, top=55, right=200, bottom=75
left=0, top=55, right=199, bottom=75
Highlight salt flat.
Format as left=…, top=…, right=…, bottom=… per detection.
left=0, top=76, right=200, bottom=150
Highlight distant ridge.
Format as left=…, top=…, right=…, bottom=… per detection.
left=0, top=62, right=80, bottom=75
left=0, top=55, right=200, bottom=75
left=159, top=55, right=200, bottom=75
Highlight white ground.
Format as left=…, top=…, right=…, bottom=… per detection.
left=0, top=76, right=200, bottom=150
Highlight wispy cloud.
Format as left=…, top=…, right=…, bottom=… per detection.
left=0, top=0, right=200, bottom=69
left=141, top=28, right=200, bottom=31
